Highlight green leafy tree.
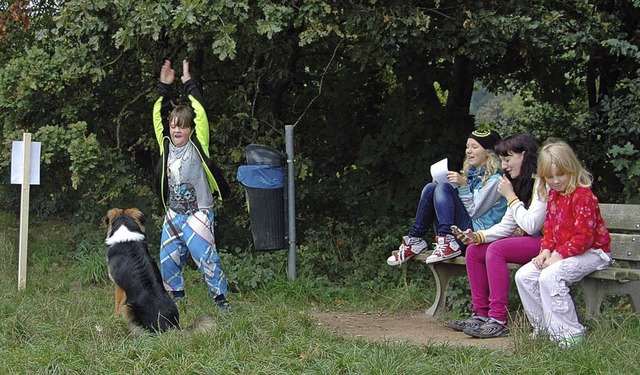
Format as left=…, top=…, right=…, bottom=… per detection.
left=1, top=0, right=640, bottom=287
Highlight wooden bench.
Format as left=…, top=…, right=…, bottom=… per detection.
left=413, top=203, right=640, bottom=318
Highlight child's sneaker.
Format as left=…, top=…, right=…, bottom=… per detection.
left=448, top=315, right=487, bottom=332
left=386, top=236, right=428, bottom=266
left=171, top=290, right=186, bottom=301
left=425, top=235, right=461, bottom=264
left=557, top=335, right=584, bottom=349
left=215, top=298, right=233, bottom=313
left=463, top=318, right=509, bottom=338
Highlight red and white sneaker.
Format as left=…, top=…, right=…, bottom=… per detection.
left=425, top=235, right=461, bottom=264
left=387, top=236, right=428, bottom=266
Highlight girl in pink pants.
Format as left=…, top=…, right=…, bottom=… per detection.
left=448, top=133, right=546, bottom=338
left=463, top=236, right=541, bottom=335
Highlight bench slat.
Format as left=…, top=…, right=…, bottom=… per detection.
left=600, top=203, right=640, bottom=232
left=414, top=253, right=523, bottom=269
left=586, top=267, right=640, bottom=282
left=610, top=233, right=640, bottom=262
left=414, top=253, right=467, bottom=265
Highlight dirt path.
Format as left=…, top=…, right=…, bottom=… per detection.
left=312, top=311, right=512, bottom=350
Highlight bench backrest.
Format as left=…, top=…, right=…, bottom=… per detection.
left=600, top=203, right=640, bottom=268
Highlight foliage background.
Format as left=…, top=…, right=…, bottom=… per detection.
left=1, top=0, right=639, bottom=292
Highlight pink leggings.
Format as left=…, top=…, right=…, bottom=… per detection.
left=465, top=236, right=541, bottom=322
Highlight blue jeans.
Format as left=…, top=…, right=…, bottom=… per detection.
left=409, top=182, right=472, bottom=238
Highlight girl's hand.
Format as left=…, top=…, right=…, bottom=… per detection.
left=160, top=60, right=174, bottom=84
left=452, top=225, right=476, bottom=245
left=497, top=175, right=516, bottom=201
left=447, top=171, right=466, bottom=186
left=542, top=253, right=563, bottom=268
left=460, top=229, right=476, bottom=245
left=181, top=59, right=191, bottom=83
left=532, top=249, right=551, bottom=270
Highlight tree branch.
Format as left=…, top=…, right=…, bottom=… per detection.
left=115, top=87, right=152, bottom=149
left=292, top=38, right=344, bottom=127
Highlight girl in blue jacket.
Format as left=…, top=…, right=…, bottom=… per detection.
left=387, top=130, right=507, bottom=266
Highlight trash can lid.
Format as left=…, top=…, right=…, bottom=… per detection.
left=245, top=144, right=286, bottom=167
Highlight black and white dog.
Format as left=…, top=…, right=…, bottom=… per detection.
left=105, top=208, right=181, bottom=334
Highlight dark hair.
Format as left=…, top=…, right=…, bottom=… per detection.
left=494, top=133, right=539, bottom=206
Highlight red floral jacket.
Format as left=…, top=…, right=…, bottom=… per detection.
left=541, top=186, right=611, bottom=258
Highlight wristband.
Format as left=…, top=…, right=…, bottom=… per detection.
left=507, top=197, right=520, bottom=207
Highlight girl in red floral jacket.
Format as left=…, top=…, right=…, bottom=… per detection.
left=515, top=140, right=612, bottom=348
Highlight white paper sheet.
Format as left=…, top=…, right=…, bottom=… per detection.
left=11, top=141, right=41, bottom=185
left=430, top=158, right=457, bottom=187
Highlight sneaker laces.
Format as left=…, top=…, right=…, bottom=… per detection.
left=395, top=243, right=412, bottom=262
left=395, top=249, right=407, bottom=263
left=430, top=242, right=441, bottom=256
left=396, top=236, right=422, bottom=260
left=432, top=240, right=449, bottom=256
left=433, top=235, right=457, bottom=255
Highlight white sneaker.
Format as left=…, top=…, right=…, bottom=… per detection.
left=387, top=236, right=428, bottom=266
left=557, top=335, right=584, bottom=349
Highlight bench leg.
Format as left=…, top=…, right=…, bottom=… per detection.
left=629, top=287, right=640, bottom=313
left=426, top=261, right=467, bottom=317
left=579, top=278, right=606, bottom=319
left=580, top=278, right=640, bottom=319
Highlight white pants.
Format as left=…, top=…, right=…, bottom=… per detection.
left=515, top=249, right=612, bottom=341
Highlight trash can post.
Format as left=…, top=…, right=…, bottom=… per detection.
left=285, top=125, right=296, bottom=280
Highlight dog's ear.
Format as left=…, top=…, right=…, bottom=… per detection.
left=138, top=212, right=146, bottom=227
left=105, top=208, right=120, bottom=229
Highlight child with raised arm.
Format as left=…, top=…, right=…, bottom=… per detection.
left=515, top=140, right=612, bottom=348
left=387, top=130, right=507, bottom=266
left=153, top=59, right=232, bottom=312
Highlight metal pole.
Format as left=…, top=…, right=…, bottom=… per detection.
left=285, top=125, right=296, bottom=280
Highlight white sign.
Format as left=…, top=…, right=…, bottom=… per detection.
left=11, top=140, right=41, bottom=185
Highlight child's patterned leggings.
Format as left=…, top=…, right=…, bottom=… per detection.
left=160, top=208, right=228, bottom=298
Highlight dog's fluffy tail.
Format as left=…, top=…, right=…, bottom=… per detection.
left=184, top=316, right=215, bottom=333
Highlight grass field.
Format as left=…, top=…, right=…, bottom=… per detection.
left=1, top=210, right=639, bottom=374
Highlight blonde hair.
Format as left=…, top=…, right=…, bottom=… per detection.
left=462, top=149, right=502, bottom=185
left=536, top=139, right=592, bottom=200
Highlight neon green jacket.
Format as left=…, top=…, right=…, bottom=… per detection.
left=152, top=80, right=229, bottom=210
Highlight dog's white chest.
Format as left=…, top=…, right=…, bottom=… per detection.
left=105, top=226, right=145, bottom=246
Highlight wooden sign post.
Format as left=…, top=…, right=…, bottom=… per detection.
left=11, top=133, right=40, bottom=290
left=17, top=132, right=32, bottom=290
